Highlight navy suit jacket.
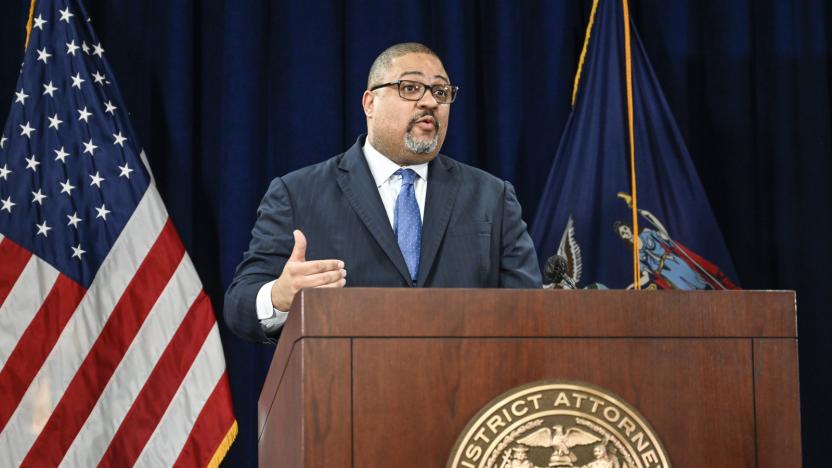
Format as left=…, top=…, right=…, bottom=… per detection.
left=224, top=136, right=542, bottom=343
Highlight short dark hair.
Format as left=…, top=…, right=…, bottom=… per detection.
left=367, top=42, right=441, bottom=89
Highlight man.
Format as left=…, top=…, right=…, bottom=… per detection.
left=224, top=43, right=541, bottom=343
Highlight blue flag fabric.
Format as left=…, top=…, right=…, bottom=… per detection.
left=530, top=0, right=739, bottom=290
left=0, top=0, right=150, bottom=288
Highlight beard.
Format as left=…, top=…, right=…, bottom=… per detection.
left=403, top=112, right=441, bottom=154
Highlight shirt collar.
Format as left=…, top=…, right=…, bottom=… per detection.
left=363, top=139, right=429, bottom=187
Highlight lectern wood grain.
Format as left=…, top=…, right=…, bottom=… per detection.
left=754, top=339, right=802, bottom=468
left=257, top=289, right=799, bottom=468
left=353, top=338, right=756, bottom=467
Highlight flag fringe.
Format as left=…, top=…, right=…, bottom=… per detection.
left=571, top=0, right=600, bottom=106
left=25, top=0, right=37, bottom=50
left=207, top=420, right=238, bottom=468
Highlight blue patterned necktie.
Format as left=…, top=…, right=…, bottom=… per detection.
left=394, top=169, right=422, bottom=282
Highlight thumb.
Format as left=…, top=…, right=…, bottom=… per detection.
left=289, top=229, right=307, bottom=262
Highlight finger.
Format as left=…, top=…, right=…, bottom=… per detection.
left=291, top=259, right=345, bottom=276
left=295, top=269, right=346, bottom=289
left=316, top=278, right=346, bottom=288
left=288, top=229, right=307, bottom=262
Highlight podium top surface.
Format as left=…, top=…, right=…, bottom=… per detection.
left=286, top=288, right=796, bottom=339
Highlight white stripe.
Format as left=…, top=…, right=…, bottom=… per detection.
left=61, top=256, right=203, bottom=467
left=0, top=186, right=169, bottom=466
left=0, top=256, right=60, bottom=365
left=134, top=326, right=226, bottom=467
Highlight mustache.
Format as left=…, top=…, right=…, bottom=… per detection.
left=406, top=111, right=440, bottom=132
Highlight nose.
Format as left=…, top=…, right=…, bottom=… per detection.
left=416, top=89, right=439, bottom=109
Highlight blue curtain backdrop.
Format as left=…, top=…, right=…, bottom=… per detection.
left=1, top=1, right=829, bottom=466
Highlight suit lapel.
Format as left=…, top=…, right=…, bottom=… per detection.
left=417, top=155, right=460, bottom=287
left=336, top=137, right=413, bottom=285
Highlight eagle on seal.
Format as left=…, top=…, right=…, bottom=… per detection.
left=517, top=425, right=600, bottom=464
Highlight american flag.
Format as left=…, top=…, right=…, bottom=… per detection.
left=0, top=1, right=236, bottom=466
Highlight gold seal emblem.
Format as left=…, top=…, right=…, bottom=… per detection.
left=447, top=380, right=671, bottom=468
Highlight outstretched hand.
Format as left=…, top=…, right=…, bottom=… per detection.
left=271, top=230, right=346, bottom=311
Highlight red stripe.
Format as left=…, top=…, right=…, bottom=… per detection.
left=98, top=292, right=215, bottom=467
left=0, top=237, right=33, bottom=306
left=21, top=220, right=184, bottom=467
left=0, top=274, right=85, bottom=432
left=173, top=373, right=236, bottom=468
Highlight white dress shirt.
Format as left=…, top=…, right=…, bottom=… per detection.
left=256, top=139, right=429, bottom=325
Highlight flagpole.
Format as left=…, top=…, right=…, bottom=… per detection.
left=621, top=0, right=642, bottom=289
left=24, top=0, right=37, bottom=50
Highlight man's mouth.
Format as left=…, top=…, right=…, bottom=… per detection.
left=416, top=117, right=435, bottom=130
left=410, top=114, right=438, bottom=132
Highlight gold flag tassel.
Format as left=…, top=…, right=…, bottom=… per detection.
left=25, top=0, right=37, bottom=50
left=621, top=0, right=641, bottom=289
left=571, top=0, right=600, bottom=106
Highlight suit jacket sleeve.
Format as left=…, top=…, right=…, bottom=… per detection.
left=224, top=177, right=295, bottom=343
left=499, top=180, right=543, bottom=288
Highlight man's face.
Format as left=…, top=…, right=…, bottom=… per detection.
left=363, top=53, right=451, bottom=166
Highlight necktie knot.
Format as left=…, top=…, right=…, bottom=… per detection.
left=396, top=168, right=417, bottom=187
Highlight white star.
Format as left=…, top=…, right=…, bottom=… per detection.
left=118, top=162, right=134, bottom=178
left=71, top=244, right=86, bottom=259
left=92, top=71, right=105, bottom=84
left=36, top=47, right=52, bottom=64
left=89, top=171, right=105, bottom=187
left=81, top=41, right=90, bottom=54
left=83, top=138, right=98, bottom=155
left=48, top=113, right=63, bottom=130
left=0, top=196, right=14, bottom=213
left=0, top=134, right=6, bottom=148
left=36, top=220, right=52, bottom=237
left=59, top=7, right=74, bottom=23
left=42, top=81, right=58, bottom=97
left=113, top=132, right=127, bottom=147
left=20, top=122, right=36, bottom=138
left=66, top=40, right=79, bottom=56
left=33, top=14, right=47, bottom=30
left=0, top=164, right=10, bottom=180
left=54, top=146, right=70, bottom=162
left=104, top=100, right=117, bottom=114
left=14, top=88, right=29, bottom=104
left=92, top=43, right=105, bottom=57
left=67, top=211, right=82, bottom=228
left=95, top=203, right=110, bottom=220
left=25, top=155, right=40, bottom=171
left=59, top=179, right=76, bottom=195
left=71, top=72, right=85, bottom=89
left=77, top=106, right=92, bottom=122
left=31, top=189, right=47, bottom=205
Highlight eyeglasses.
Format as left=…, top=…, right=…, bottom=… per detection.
left=370, top=80, right=459, bottom=104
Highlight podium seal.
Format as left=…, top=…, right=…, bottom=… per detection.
left=447, top=380, right=671, bottom=468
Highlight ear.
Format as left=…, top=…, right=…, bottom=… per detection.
left=362, top=90, right=374, bottom=118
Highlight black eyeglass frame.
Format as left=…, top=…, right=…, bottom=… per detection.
left=369, top=80, right=460, bottom=104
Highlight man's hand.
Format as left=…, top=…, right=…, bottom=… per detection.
left=271, top=230, right=346, bottom=311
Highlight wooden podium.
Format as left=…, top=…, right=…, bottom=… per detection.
left=257, top=289, right=800, bottom=467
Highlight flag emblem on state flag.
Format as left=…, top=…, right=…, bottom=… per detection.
left=531, top=0, right=739, bottom=290
left=0, top=0, right=236, bottom=466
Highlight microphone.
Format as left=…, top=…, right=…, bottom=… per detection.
left=543, top=255, right=577, bottom=289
